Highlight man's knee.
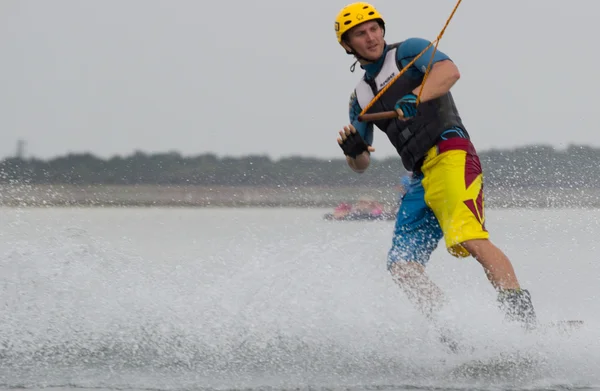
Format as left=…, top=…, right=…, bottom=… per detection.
left=387, top=245, right=430, bottom=271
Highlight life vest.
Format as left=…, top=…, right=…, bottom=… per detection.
left=354, top=42, right=468, bottom=171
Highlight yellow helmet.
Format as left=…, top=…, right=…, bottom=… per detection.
left=334, top=2, right=384, bottom=44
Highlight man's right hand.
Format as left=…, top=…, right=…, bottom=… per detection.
left=394, top=93, right=418, bottom=118
left=337, top=124, right=376, bottom=158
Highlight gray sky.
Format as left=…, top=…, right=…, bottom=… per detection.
left=1, top=1, right=598, bottom=160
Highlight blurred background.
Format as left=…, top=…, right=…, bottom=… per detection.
left=2, top=0, right=600, bottom=209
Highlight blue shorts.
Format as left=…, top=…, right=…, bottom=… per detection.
left=387, top=173, right=444, bottom=269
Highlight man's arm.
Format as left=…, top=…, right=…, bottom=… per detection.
left=340, top=125, right=373, bottom=173
left=347, top=153, right=370, bottom=173
left=397, top=38, right=461, bottom=102
left=344, top=91, right=374, bottom=173
left=413, top=60, right=460, bottom=102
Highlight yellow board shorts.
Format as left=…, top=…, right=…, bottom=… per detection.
left=387, top=138, right=488, bottom=268
left=422, top=138, right=489, bottom=257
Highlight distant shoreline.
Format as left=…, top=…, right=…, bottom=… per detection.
left=2, top=184, right=600, bottom=209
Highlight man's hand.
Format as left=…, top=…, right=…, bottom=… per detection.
left=394, top=93, right=418, bottom=118
left=337, top=124, right=375, bottom=158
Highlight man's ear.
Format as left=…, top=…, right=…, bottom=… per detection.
left=341, top=40, right=353, bottom=55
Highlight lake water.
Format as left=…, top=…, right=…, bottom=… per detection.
left=1, top=206, right=599, bottom=391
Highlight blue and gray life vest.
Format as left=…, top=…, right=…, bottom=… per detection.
left=354, top=42, right=468, bottom=171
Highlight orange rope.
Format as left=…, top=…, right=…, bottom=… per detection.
left=359, top=0, right=462, bottom=116
left=417, top=0, right=462, bottom=106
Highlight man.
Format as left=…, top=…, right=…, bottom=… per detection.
left=334, top=2, right=537, bottom=329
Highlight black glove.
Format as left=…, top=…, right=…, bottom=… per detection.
left=339, top=131, right=370, bottom=158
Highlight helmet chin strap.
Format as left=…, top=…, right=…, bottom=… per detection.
left=346, top=45, right=382, bottom=73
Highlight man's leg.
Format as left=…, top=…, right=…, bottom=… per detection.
left=420, top=138, right=536, bottom=328
left=387, top=173, right=445, bottom=320
left=387, top=216, right=464, bottom=352
left=389, top=261, right=446, bottom=320
left=463, top=238, right=536, bottom=327
left=462, top=239, right=519, bottom=290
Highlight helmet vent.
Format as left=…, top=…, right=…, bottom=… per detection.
left=344, top=20, right=352, bottom=25
left=343, top=13, right=351, bottom=16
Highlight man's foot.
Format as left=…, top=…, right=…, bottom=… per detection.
left=497, top=288, right=537, bottom=329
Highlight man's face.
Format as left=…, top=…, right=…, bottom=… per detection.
left=344, top=20, right=385, bottom=61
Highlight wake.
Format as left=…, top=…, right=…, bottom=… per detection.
left=1, top=212, right=599, bottom=391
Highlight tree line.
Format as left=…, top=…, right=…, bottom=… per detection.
left=0, top=144, right=598, bottom=189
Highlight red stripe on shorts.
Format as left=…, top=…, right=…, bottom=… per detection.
left=436, top=138, right=482, bottom=189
